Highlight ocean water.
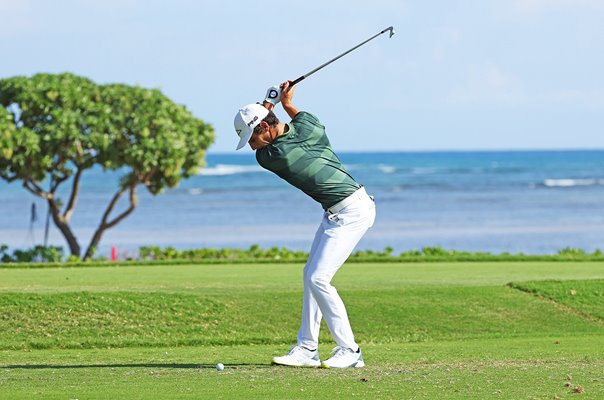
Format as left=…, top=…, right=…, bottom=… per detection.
left=1, top=150, right=603, bottom=257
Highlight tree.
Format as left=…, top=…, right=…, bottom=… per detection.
left=0, top=73, right=214, bottom=260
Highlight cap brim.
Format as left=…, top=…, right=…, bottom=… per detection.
left=235, top=129, right=253, bottom=150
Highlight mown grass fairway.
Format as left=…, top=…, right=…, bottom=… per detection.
left=1, top=262, right=603, bottom=399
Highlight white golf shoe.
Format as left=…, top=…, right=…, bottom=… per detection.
left=272, top=345, right=321, bottom=367
left=321, top=346, right=365, bottom=368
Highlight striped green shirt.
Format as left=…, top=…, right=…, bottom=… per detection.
left=255, top=111, right=361, bottom=210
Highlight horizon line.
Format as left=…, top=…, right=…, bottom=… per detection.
left=207, top=147, right=604, bottom=155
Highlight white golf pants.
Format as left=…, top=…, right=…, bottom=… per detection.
left=297, top=187, right=376, bottom=351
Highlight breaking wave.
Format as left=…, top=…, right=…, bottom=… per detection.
left=197, top=164, right=266, bottom=176
left=542, top=179, right=604, bottom=188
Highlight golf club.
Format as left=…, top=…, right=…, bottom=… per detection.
left=266, top=26, right=395, bottom=100
left=291, top=26, right=395, bottom=86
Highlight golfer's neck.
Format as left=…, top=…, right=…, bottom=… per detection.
left=280, top=123, right=289, bottom=135
left=274, top=123, right=287, bottom=137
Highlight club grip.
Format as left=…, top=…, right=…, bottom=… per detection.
left=290, top=76, right=305, bottom=87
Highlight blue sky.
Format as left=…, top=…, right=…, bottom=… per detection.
left=1, top=0, right=603, bottom=153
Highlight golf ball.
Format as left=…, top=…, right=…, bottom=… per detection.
left=216, top=363, right=224, bottom=371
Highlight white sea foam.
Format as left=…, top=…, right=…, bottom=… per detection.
left=543, top=178, right=604, bottom=187
left=187, top=188, right=204, bottom=195
left=378, top=164, right=397, bottom=174
left=197, top=164, right=265, bottom=176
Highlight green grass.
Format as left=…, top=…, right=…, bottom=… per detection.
left=509, top=279, right=604, bottom=321
left=1, top=262, right=604, bottom=399
left=2, top=338, right=603, bottom=400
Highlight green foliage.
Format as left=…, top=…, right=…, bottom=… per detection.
left=0, top=245, right=64, bottom=263
left=0, top=73, right=214, bottom=190
left=557, top=247, right=587, bottom=256
left=137, top=245, right=604, bottom=264
left=0, top=244, right=9, bottom=262
left=139, top=245, right=308, bottom=262
left=96, top=83, right=214, bottom=193
left=66, top=255, right=83, bottom=263
left=2, top=244, right=604, bottom=267
left=352, top=245, right=393, bottom=258
left=0, top=73, right=214, bottom=258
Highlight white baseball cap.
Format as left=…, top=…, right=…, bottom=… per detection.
left=234, top=103, right=269, bottom=150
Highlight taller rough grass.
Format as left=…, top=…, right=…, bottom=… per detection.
left=508, top=279, right=604, bottom=321
left=1, top=284, right=603, bottom=350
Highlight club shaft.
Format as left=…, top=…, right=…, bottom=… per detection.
left=290, top=26, right=394, bottom=86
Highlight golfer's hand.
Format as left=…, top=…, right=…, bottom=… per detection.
left=280, top=81, right=295, bottom=105
left=264, top=85, right=281, bottom=106
left=280, top=81, right=298, bottom=119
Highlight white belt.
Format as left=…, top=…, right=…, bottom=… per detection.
left=326, top=187, right=372, bottom=214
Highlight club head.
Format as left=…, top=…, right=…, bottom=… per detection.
left=380, top=26, right=395, bottom=39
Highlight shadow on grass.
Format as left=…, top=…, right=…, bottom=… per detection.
left=0, top=363, right=270, bottom=369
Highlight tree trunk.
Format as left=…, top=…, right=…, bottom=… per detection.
left=23, top=178, right=82, bottom=258
left=83, top=184, right=137, bottom=260
left=85, top=226, right=106, bottom=261
left=48, top=198, right=81, bottom=258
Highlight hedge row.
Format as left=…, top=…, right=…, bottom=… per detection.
left=1, top=244, right=603, bottom=268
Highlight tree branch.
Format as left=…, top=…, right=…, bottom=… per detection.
left=23, top=180, right=52, bottom=200
left=50, top=174, right=69, bottom=193
left=104, top=183, right=138, bottom=229
left=0, top=172, right=19, bottom=183
left=84, top=182, right=138, bottom=260
left=62, top=166, right=82, bottom=221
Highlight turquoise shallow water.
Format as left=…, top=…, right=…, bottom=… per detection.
left=1, top=150, right=603, bottom=257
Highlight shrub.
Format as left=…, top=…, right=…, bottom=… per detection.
left=0, top=245, right=64, bottom=263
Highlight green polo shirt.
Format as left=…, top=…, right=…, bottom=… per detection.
left=255, top=111, right=361, bottom=210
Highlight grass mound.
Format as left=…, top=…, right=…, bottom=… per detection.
left=508, top=279, right=604, bottom=322
left=0, top=292, right=227, bottom=349
left=2, top=284, right=603, bottom=351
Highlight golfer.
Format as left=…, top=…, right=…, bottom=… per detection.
left=233, top=81, right=376, bottom=368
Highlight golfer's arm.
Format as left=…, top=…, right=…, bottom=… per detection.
left=282, top=101, right=299, bottom=120
left=261, top=101, right=275, bottom=111
left=261, top=100, right=298, bottom=119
